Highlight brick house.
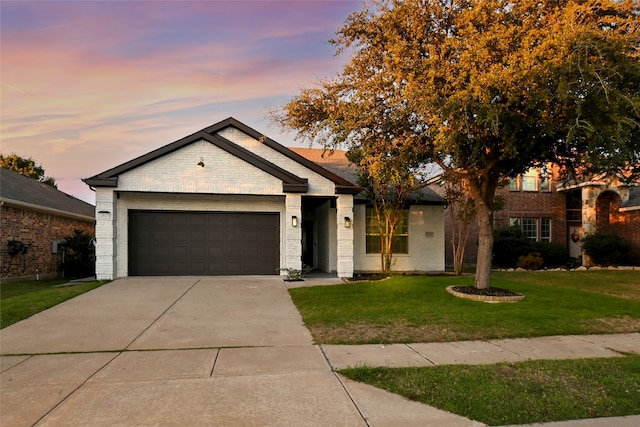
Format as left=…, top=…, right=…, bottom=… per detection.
left=1, top=168, right=95, bottom=281
left=83, top=118, right=445, bottom=280
left=438, top=167, right=640, bottom=268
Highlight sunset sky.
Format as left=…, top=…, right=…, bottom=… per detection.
left=1, top=0, right=361, bottom=204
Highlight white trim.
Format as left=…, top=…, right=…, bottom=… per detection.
left=620, top=205, right=640, bottom=212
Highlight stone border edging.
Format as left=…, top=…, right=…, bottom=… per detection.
left=446, top=285, right=525, bottom=303
left=492, top=265, right=638, bottom=272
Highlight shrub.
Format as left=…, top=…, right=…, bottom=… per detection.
left=532, top=241, right=569, bottom=267
left=493, top=226, right=533, bottom=268
left=517, top=252, right=544, bottom=270
left=581, top=233, right=633, bottom=266
left=61, top=229, right=96, bottom=278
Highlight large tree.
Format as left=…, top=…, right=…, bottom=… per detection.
left=0, top=153, right=56, bottom=187
left=274, top=0, right=640, bottom=289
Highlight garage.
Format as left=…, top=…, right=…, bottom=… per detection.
left=129, top=211, right=280, bottom=276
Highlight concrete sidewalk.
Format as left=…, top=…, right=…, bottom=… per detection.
left=321, top=333, right=640, bottom=370
left=1, top=276, right=638, bottom=427
left=321, top=333, right=640, bottom=427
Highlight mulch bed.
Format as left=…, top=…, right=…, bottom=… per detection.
left=447, top=285, right=525, bottom=302
left=450, top=286, right=522, bottom=297
left=345, top=273, right=390, bottom=282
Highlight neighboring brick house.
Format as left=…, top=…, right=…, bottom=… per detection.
left=558, top=176, right=640, bottom=265
left=83, top=117, right=445, bottom=280
left=1, top=168, right=95, bottom=281
left=437, top=167, right=640, bottom=268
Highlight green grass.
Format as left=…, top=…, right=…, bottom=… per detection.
left=1, top=279, right=108, bottom=328
left=493, top=270, right=640, bottom=301
left=289, top=272, right=640, bottom=344
left=340, top=355, right=640, bottom=425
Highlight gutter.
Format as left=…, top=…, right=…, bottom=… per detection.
left=620, top=205, right=640, bottom=212
left=0, top=198, right=95, bottom=222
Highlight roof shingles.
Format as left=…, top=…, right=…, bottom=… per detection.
left=1, top=168, right=95, bottom=218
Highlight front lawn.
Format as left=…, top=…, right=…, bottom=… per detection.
left=289, top=272, right=640, bottom=344
left=340, top=355, right=640, bottom=426
left=1, top=279, right=108, bottom=328
left=294, top=272, right=640, bottom=424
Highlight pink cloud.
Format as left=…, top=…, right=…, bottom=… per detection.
left=1, top=1, right=359, bottom=203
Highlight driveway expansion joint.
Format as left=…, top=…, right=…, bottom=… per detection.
left=209, top=348, right=220, bottom=377
left=124, top=278, right=201, bottom=351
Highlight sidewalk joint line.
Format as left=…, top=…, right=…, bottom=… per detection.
left=0, top=354, right=33, bottom=374
left=32, top=351, right=121, bottom=426
left=318, top=344, right=337, bottom=372
left=488, top=339, right=533, bottom=361
left=405, top=343, right=437, bottom=366
left=333, top=372, right=372, bottom=427
left=318, top=344, right=371, bottom=426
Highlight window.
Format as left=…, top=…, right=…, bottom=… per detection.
left=366, top=207, right=409, bottom=254
left=566, top=190, right=582, bottom=223
left=510, top=217, right=552, bottom=242
left=541, top=218, right=551, bottom=242
left=509, top=177, right=519, bottom=191
left=540, top=175, right=550, bottom=191
left=521, top=217, right=538, bottom=240
left=509, top=167, right=551, bottom=192
left=522, top=169, right=538, bottom=191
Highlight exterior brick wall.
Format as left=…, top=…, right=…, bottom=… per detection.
left=616, top=210, right=640, bottom=264
left=596, top=191, right=640, bottom=264
left=493, top=185, right=567, bottom=246
left=1, top=205, right=95, bottom=281
left=442, top=184, right=566, bottom=267
left=441, top=173, right=640, bottom=267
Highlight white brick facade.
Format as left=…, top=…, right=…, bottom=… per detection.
left=353, top=204, right=445, bottom=273
left=94, top=188, right=116, bottom=279
left=336, top=194, right=354, bottom=278
left=219, top=128, right=335, bottom=195
left=284, top=194, right=303, bottom=272
left=118, top=140, right=282, bottom=195
left=86, top=118, right=445, bottom=280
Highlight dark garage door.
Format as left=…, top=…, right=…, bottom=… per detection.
left=129, top=211, right=280, bottom=276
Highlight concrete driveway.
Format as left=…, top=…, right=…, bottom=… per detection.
left=0, top=277, right=478, bottom=427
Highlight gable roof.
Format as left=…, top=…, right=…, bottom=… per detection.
left=289, top=148, right=359, bottom=185
left=1, top=168, right=95, bottom=220
left=290, top=147, right=445, bottom=205
left=83, top=117, right=361, bottom=195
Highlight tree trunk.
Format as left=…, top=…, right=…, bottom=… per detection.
left=466, top=168, right=500, bottom=290
left=475, top=202, right=494, bottom=289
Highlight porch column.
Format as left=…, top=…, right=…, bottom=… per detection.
left=581, top=185, right=602, bottom=267
left=94, top=188, right=116, bottom=280
left=284, top=194, right=302, bottom=273
left=581, top=185, right=600, bottom=236
left=336, top=194, right=354, bottom=278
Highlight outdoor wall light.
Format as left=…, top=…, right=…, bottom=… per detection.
left=292, top=216, right=298, bottom=227
left=197, top=157, right=205, bottom=167
left=344, top=216, right=352, bottom=228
